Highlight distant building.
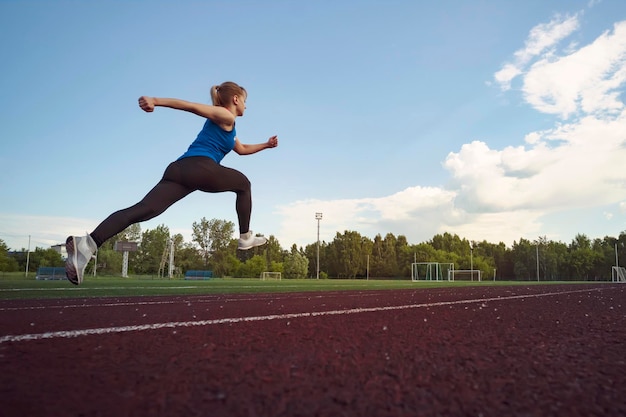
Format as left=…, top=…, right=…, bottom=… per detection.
left=51, top=243, right=68, bottom=260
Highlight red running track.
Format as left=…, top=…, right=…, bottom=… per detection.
left=0, top=284, right=625, bottom=417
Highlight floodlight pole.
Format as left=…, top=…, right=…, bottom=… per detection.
left=315, top=212, right=323, bottom=279
left=536, top=243, right=540, bottom=281
left=25, top=235, right=31, bottom=278
left=470, top=244, right=473, bottom=281
left=168, top=238, right=175, bottom=278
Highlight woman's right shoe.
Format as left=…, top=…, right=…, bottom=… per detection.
left=238, top=231, right=268, bottom=250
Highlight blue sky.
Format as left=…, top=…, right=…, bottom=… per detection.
left=2, top=0, right=626, bottom=251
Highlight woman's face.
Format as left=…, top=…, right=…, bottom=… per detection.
left=235, top=93, right=247, bottom=116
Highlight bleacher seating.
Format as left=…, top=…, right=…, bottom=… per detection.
left=184, top=270, right=213, bottom=280
left=36, top=267, right=67, bottom=280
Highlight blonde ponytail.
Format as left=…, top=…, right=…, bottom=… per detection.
left=210, top=85, right=221, bottom=106
left=210, top=81, right=246, bottom=107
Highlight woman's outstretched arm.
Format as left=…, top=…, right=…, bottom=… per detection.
left=138, top=96, right=235, bottom=126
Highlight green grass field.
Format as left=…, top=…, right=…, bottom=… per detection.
left=0, top=273, right=601, bottom=300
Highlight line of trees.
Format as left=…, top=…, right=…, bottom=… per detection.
left=2, top=218, right=625, bottom=281
left=302, top=231, right=626, bottom=281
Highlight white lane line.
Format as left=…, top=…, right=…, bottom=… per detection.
left=0, top=288, right=602, bottom=344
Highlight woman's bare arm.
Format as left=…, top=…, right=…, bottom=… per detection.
left=233, top=136, right=278, bottom=155
left=138, top=96, right=235, bottom=126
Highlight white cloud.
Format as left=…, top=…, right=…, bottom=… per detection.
left=444, top=110, right=626, bottom=214
left=493, top=12, right=626, bottom=119
left=440, top=210, right=545, bottom=244
left=493, top=64, right=522, bottom=91
left=275, top=187, right=457, bottom=247
left=523, top=21, right=626, bottom=118
left=274, top=182, right=552, bottom=247
left=494, top=14, right=580, bottom=90
left=516, top=14, right=580, bottom=62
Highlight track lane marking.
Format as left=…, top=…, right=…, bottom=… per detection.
left=0, top=287, right=604, bottom=344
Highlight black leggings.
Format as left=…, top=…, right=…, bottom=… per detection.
left=90, top=157, right=252, bottom=247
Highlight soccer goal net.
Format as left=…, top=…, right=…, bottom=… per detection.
left=448, top=269, right=482, bottom=281
left=411, top=263, right=454, bottom=282
left=612, top=266, right=626, bottom=283
left=260, top=272, right=282, bottom=281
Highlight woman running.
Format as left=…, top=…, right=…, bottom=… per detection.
left=65, top=81, right=277, bottom=285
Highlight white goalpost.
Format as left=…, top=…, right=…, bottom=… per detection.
left=612, top=266, right=626, bottom=283
left=411, top=263, right=454, bottom=282
left=260, top=271, right=282, bottom=281
left=448, top=269, right=482, bottom=281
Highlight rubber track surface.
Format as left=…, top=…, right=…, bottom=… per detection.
left=1, top=284, right=625, bottom=416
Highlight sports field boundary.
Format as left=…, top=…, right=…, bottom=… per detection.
left=0, top=277, right=611, bottom=300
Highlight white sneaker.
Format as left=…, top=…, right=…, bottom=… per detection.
left=238, top=231, right=268, bottom=250
left=65, top=233, right=97, bottom=285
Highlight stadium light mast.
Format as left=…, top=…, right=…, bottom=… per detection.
left=536, top=243, right=540, bottom=281
left=315, top=212, right=323, bottom=279
left=470, top=242, right=473, bottom=281
left=25, top=235, right=31, bottom=278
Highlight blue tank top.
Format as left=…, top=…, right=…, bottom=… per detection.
left=178, top=119, right=236, bottom=163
